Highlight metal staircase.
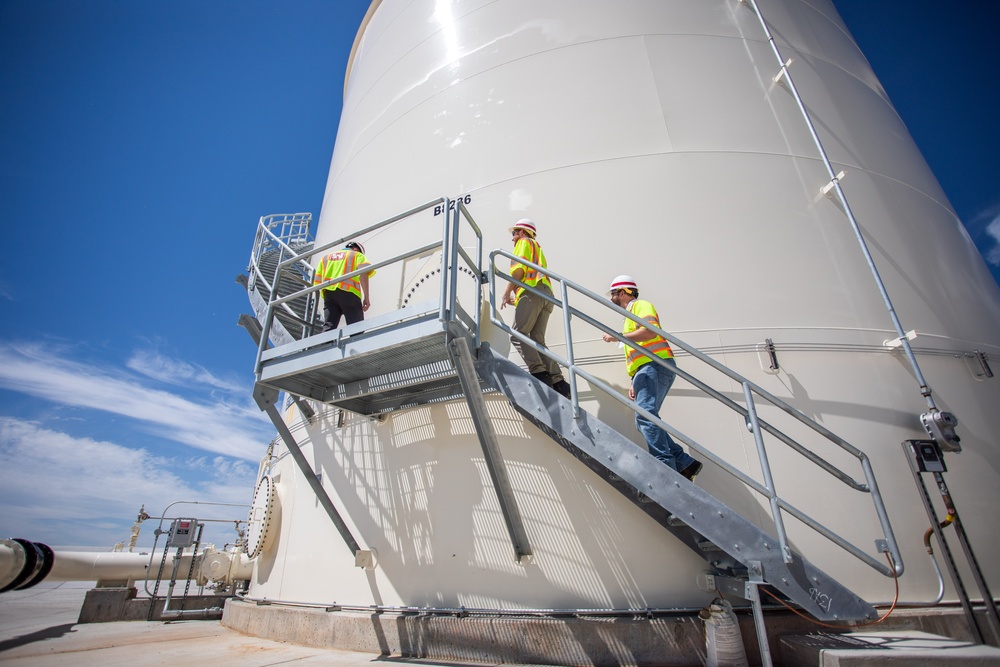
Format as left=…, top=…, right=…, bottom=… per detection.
left=238, top=213, right=321, bottom=347
left=473, top=343, right=875, bottom=621
left=239, top=198, right=904, bottom=659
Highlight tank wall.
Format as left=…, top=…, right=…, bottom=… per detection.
left=251, top=401, right=715, bottom=608
left=252, top=0, right=1000, bottom=609
left=321, top=0, right=1000, bottom=341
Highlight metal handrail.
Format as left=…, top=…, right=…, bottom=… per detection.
left=260, top=213, right=312, bottom=245
left=488, top=248, right=903, bottom=577
left=252, top=198, right=483, bottom=377
left=244, top=199, right=902, bottom=579
left=247, top=215, right=318, bottom=341
left=251, top=214, right=314, bottom=275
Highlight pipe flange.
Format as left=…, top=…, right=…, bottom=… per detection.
left=246, top=476, right=277, bottom=559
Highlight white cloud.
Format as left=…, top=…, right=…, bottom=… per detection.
left=971, top=203, right=1000, bottom=266
left=0, top=341, right=271, bottom=460
left=126, top=348, right=245, bottom=394
left=986, top=214, right=1000, bottom=266
left=0, top=418, right=256, bottom=547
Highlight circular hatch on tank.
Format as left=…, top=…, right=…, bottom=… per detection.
left=245, top=476, right=278, bottom=559
left=399, top=251, right=481, bottom=309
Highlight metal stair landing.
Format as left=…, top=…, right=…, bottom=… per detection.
left=473, top=343, right=877, bottom=624
left=253, top=301, right=479, bottom=416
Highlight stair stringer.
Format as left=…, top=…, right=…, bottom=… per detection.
left=248, top=283, right=297, bottom=347
left=474, top=344, right=877, bottom=623
left=248, top=243, right=320, bottom=345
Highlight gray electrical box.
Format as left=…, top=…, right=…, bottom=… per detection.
left=907, top=439, right=947, bottom=473
left=167, top=518, right=198, bottom=548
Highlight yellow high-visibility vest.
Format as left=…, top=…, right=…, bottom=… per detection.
left=622, top=299, right=674, bottom=377
left=313, top=249, right=374, bottom=298
left=509, top=237, right=551, bottom=303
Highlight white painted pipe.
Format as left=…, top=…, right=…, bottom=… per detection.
left=0, top=542, right=20, bottom=583
left=47, top=550, right=194, bottom=582
left=201, top=549, right=255, bottom=583
left=0, top=540, right=254, bottom=590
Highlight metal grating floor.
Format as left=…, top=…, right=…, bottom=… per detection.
left=256, top=313, right=478, bottom=416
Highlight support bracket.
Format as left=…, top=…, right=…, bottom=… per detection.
left=883, top=329, right=917, bottom=349
left=256, top=382, right=361, bottom=555
left=820, top=170, right=847, bottom=197
left=447, top=337, right=533, bottom=563
left=772, top=57, right=793, bottom=84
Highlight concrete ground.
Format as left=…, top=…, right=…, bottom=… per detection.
left=4, top=584, right=1000, bottom=666
left=0, top=583, right=529, bottom=667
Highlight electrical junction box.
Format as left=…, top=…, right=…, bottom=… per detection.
left=167, top=518, right=198, bottom=548
left=907, top=440, right=947, bottom=473
left=920, top=411, right=961, bottom=453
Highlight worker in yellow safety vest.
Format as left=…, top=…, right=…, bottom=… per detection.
left=601, top=275, right=702, bottom=480
left=313, top=241, right=375, bottom=332
left=500, top=219, right=570, bottom=398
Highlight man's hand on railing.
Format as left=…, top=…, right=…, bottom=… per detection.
left=500, top=267, right=525, bottom=309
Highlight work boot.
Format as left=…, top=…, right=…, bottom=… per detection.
left=679, top=460, right=703, bottom=481
left=530, top=371, right=554, bottom=386
left=551, top=379, right=571, bottom=399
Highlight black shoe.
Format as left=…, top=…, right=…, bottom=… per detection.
left=531, top=371, right=554, bottom=386
left=551, top=380, right=571, bottom=399
left=679, top=460, right=703, bottom=481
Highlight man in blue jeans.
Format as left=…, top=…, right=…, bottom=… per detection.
left=602, top=275, right=702, bottom=480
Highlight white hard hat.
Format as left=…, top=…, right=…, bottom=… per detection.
left=607, top=275, right=638, bottom=295
left=508, top=218, right=537, bottom=236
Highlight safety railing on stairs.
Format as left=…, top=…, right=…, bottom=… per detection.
left=252, top=213, right=312, bottom=251
left=488, top=250, right=903, bottom=580
left=252, top=198, right=484, bottom=378
left=245, top=199, right=902, bottom=587
left=247, top=213, right=319, bottom=343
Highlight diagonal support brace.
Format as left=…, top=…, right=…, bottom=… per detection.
left=447, top=337, right=533, bottom=563
left=255, top=384, right=361, bottom=556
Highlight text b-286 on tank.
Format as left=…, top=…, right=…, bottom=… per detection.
left=433, top=195, right=472, bottom=216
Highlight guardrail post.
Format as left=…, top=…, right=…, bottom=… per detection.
left=448, top=337, right=533, bottom=562
left=559, top=279, right=579, bottom=417
left=743, top=382, right=792, bottom=564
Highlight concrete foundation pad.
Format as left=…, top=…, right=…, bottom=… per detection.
left=6, top=585, right=999, bottom=667
left=223, top=597, right=1000, bottom=667
left=222, top=598, right=708, bottom=667
left=77, top=587, right=228, bottom=622
left=780, top=630, right=1000, bottom=665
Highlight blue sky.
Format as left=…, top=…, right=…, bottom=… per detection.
left=0, top=0, right=997, bottom=549
left=836, top=1, right=1000, bottom=274
left=0, top=0, right=372, bottom=548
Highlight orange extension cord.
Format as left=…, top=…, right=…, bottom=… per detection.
left=755, top=551, right=901, bottom=630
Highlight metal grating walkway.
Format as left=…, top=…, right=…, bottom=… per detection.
left=255, top=302, right=478, bottom=415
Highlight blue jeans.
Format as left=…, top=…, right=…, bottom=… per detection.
left=632, top=359, right=695, bottom=473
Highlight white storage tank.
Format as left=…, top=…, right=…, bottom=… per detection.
left=243, top=0, right=1000, bottom=625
